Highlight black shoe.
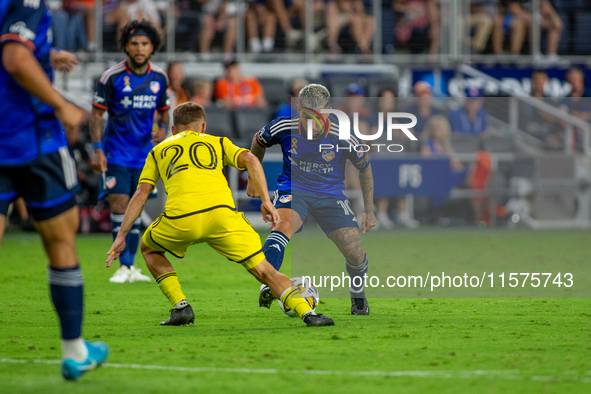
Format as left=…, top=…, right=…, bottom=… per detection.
left=351, top=293, right=370, bottom=315
left=160, top=305, right=195, bottom=326
left=303, top=313, right=335, bottom=327
left=258, top=284, right=275, bottom=309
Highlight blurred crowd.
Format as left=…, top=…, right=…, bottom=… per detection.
left=48, top=0, right=591, bottom=56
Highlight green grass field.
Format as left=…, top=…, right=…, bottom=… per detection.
left=1, top=229, right=590, bottom=393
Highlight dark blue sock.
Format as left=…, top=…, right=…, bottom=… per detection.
left=48, top=265, right=84, bottom=340
left=111, top=213, right=131, bottom=267
left=126, top=218, right=141, bottom=267
left=346, top=254, right=368, bottom=294
left=263, top=231, right=289, bottom=271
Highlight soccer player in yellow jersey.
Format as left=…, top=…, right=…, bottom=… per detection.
left=106, top=102, right=334, bottom=327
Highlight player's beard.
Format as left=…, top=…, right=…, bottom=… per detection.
left=128, top=54, right=150, bottom=70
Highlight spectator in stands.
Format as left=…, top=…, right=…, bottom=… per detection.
left=548, top=68, right=591, bottom=151
left=370, top=88, right=419, bottom=228
left=404, top=81, right=443, bottom=137
left=421, top=115, right=491, bottom=223
left=469, top=1, right=494, bottom=54
left=191, top=79, right=213, bottom=107
left=531, top=68, right=548, bottom=98
left=494, top=1, right=563, bottom=59
left=527, top=69, right=562, bottom=138
left=167, top=62, right=189, bottom=109
left=421, top=116, right=463, bottom=170
left=449, top=87, right=488, bottom=136
left=51, top=1, right=87, bottom=52
left=199, top=0, right=240, bottom=55
left=393, top=0, right=439, bottom=55
left=326, top=0, right=374, bottom=54
left=175, top=0, right=202, bottom=52
left=276, top=78, right=308, bottom=118
left=214, top=60, right=267, bottom=108
left=245, top=1, right=276, bottom=53
left=76, top=0, right=97, bottom=51
left=110, top=0, right=163, bottom=32
left=340, top=83, right=373, bottom=135
left=265, top=0, right=303, bottom=49
left=565, top=67, right=591, bottom=98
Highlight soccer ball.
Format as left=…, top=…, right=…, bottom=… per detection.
left=278, top=277, right=319, bottom=317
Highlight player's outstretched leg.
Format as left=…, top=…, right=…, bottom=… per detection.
left=250, top=259, right=334, bottom=327
left=141, top=240, right=194, bottom=325
left=36, top=207, right=109, bottom=380
left=328, top=227, right=370, bottom=316
left=259, top=208, right=297, bottom=308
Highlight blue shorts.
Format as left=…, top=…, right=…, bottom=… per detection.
left=100, top=163, right=157, bottom=199
left=0, top=148, right=78, bottom=221
left=272, top=189, right=358, bottom=235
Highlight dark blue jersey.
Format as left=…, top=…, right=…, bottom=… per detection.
left=256, top=114, right=370, bottom=199
left=92, top=61, right=170, bottom=169
left=0, top=0, right=67, bottom=166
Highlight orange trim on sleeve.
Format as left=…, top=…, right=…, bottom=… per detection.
left=92, top=102, right=108, bottom=110
left=0, top=34, right=35, bottom=51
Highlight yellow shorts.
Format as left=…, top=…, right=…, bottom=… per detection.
left=142, top=207, right=265, bottom=270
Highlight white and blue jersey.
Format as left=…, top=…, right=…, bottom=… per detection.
left=92, top=61, right=170, bottom=169
left=256, top=114, right=370, bottom=199
left=0, top=0, right=67, bottom=166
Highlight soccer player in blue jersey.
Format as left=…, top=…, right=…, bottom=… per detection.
left=90, top=20, right=170, bottom=283
left=0, top=0, right=108, bottom=379
left=247, top=84, right=377, bottom=315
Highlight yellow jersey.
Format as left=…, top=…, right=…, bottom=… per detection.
left=139, top=131, right=248, bottom=217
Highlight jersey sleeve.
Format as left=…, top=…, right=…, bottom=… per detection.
left=255, top=118, right=291, bottom=148
left=346, top=138, right=370, bottom=171
left=221, top=137, right=249, bottom=170
left=92, top=77, right=113, bottom=111
left=138, top=151, right=160, bottom=186
left=0, top=0, right=47, bottom=51
left=158, top=77, right=170, bottom=110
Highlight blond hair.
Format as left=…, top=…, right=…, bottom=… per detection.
left=421, top=115, right=454, bottom=156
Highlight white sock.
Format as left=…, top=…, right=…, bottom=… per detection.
left=61, top=337, right=88, bottom=362
left=249, top=38, right=262, bottom=53
left=174, top=300, right=188, bottom=309
left=262, top=37, right=275, bottom=52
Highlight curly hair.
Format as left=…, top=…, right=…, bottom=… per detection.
left=118, top=19, right=162, bottom=54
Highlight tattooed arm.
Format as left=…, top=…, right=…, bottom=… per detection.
left=358, top=164, right=377, bottom=233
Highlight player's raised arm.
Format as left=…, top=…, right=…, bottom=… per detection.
left=238, top=151, right=280, bottom=226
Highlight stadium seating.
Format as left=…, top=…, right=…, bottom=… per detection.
left=204, top=107, right=234, bottom=139
left=481, top=136, right=514, bottom=154
left=450, top=135, right=482, bottom=154
left=259, top=78, right=287, bottom=106
left=233, top=108, right=273, bottom=146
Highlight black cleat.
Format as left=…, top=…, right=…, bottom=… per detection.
left=303, top=313, right=335, bottom=327
left=351, top=293, right=370, bottom=315
left=160, top=305, right=195, bottom=326
left=258, top=284, right=275, bottom=309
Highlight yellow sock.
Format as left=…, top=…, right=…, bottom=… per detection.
left=156, top=271, right=186, bottom=306
left=280, top=286, right=313, bottom=319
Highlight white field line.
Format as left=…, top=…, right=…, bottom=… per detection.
left=0, top=358, right=590, bottom=383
